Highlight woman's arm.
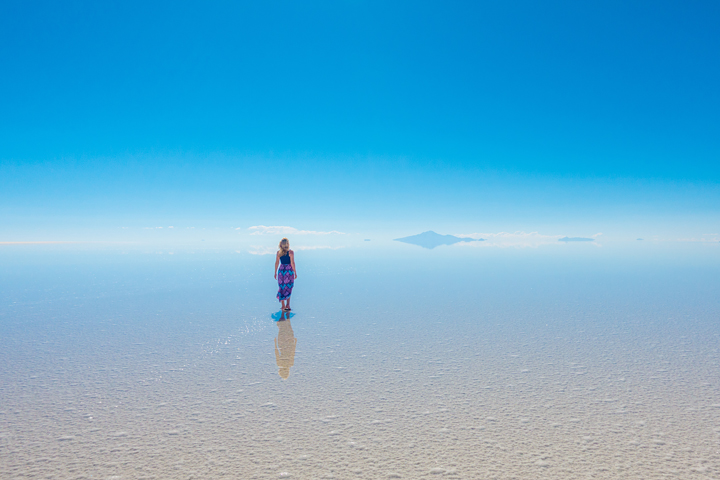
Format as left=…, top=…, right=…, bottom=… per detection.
left=274, top=253, right=279, bottom=279
left=290, top=251, right=297, bottom=279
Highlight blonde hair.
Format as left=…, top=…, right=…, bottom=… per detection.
left=278, top=238, right=290, bottom=256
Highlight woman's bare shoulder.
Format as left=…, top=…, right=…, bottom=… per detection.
left=289, top=249, right=294, bottom=255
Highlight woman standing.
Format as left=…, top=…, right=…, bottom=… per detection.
left=274, top=238, right=297, bottom=311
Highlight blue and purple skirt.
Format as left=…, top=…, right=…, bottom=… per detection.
left=277, top=264, right=294, bottom=301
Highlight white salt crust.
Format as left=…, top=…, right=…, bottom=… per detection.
left=2, top=315, right=719, bottom=480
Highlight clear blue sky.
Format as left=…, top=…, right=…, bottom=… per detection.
left=1, top=1, right=719, bottom=240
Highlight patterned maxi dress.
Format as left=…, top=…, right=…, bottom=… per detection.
left=277, top=252, right=294, bottom=301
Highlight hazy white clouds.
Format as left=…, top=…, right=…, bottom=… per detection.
left=677, top=236, right=720, bottom=242
left=454, top=231, right=603, bottom=248
left=458, top=231, right=559, bottom=243
left=0, top=241, right=80, bottom=245
left=248, top=244, right=345, bottom=255
left=247, top=225, right=345, bottom=236
left=247, top=245, right=277, bottom=255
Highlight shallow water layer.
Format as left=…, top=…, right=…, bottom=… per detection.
left=1, top=246, right=719, bottom=479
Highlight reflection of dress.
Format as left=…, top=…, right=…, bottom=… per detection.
left=275, top=319, right=297, bottom=379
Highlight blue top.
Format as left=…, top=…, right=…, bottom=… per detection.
left=280, top=251, right=291, bottom=264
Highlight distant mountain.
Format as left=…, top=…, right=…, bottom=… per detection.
left=558, top=236, right=594, bottom=242
left=394, top=231, right=483, bottom=249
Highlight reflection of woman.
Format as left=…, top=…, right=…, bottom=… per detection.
left=274, top=238, right=297, bottom=312
left=275, top=316, right=297, bottom=379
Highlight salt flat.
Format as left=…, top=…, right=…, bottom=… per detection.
left=1, top=245, right=718, bottom=479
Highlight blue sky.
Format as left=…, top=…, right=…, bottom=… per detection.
left=1, top=1, right=719, bottom=242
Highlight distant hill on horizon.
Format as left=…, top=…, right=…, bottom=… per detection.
left=394, top=231, right=483, bottom=249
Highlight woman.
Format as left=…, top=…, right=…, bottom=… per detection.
left=274, top=237, right=297, bottom=311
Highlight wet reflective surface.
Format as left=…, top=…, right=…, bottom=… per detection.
left=1, top=244, right=719, bottom=479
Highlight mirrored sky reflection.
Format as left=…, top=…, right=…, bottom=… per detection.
left=1, top=243, right=719, bottom=479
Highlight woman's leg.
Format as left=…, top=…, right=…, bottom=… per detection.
left=286, top=296, right=291, bottom=310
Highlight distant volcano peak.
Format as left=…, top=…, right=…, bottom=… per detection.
left=394, top=231, right=483, bottom=249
